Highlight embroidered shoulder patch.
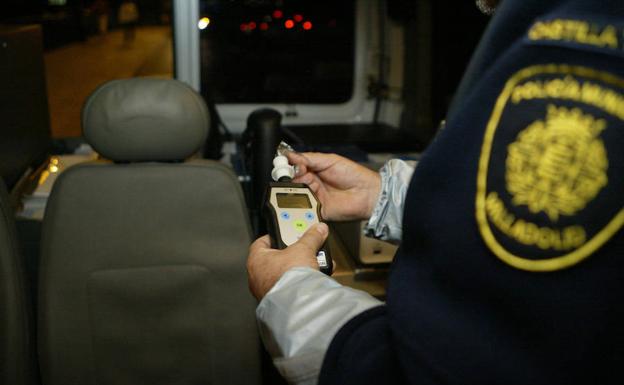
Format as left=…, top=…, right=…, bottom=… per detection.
left=526, top=18, right=623, bottom=56
left=476, top=65, right=624, bottom=272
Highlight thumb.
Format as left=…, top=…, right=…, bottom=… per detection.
left=294, top=223, right=329, bottom=255
left=286, top=151, right=309, bottom=176
left=286, top=151, right=309, bottom=177
left=286, top=150, right=308, bottom=164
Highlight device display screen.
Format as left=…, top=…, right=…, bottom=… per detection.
left=276, top=193, right=312, bottom=209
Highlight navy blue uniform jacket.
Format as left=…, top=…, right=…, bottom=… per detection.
left=320, top=0, right=624, bottom=384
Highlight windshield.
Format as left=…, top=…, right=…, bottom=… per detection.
left=199, top=0, right=355, bottom=104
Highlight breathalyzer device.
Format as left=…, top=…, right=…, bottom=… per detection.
left=263, top=144, right=333, bottom=275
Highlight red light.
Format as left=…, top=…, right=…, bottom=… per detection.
left=284, top=19, right=295, bottom=29
left=302, top=21, right=312, bottom=30
left=260, top=22, right=269, bottom=31
left=240, top=23, right=248, bottom=32
left=248, top=21, right=257, bottom=30
left=294, top=14, right=303, bottom=22
left=273, top=10, right=283, bottom=19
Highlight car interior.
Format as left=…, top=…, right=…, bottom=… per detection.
left=0, top=0, right=489, bottom=383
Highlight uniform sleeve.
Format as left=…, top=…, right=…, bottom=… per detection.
left=364, top=159, right=416, bottom=243
left=256, top=267, right=383, bottom=385
left=318, top=306, right=408, bottom=385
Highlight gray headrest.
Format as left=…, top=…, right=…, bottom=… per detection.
left=82, top=78, right=209, bottom=162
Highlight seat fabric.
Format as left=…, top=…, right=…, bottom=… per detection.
left=39, top=162, right=261, bottom=385
left=0, top=181, right=38, bottom=385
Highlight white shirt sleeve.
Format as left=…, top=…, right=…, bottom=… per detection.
left=256, top=267, right=383, bottom=385
left=364, top=159, right=416, bottom=243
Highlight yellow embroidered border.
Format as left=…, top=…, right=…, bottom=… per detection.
left=476, top=64, right=624, bottom=272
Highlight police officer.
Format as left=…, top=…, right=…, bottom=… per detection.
left=247, top=0, right=624, bottom=384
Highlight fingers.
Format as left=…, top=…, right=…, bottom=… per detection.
left=286, top=151, right=308, bottom=165
left=294, top=223, right=329, bottom=254
left=286, top=152, right=309, bottom=176
left=293, top=172, right=323, bottom=196
left=293, top=171, right=316, bottom=186
left=288, top=152, right=339, bottom=173
left=305, top=153, right=339, bottom=172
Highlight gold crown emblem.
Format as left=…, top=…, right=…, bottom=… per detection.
left=506, top=104, right=608, bottom=221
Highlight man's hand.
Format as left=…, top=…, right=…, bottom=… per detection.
left=247, top=223, right=329, bottom=301
left=287, top=152, right=382, bottom=221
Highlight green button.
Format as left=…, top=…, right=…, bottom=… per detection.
left=294, top=220, right=307, bottom=232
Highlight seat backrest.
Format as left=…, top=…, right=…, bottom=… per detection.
left=0, top=180, right=38, bottom=385
left=38, top=79, right=261, bottom=385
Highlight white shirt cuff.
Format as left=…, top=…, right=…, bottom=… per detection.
left=364, top=159, right=416, bottom=243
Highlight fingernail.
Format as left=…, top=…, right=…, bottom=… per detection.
left=316, top=222, right=328, bottom=235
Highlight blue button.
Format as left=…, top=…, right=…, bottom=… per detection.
left=280, top=212, right=291, bottom=220
left=305, top=212, right=315, bottom=221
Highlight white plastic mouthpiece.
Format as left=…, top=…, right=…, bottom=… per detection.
left=271, top=155, right=295, bottom=181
